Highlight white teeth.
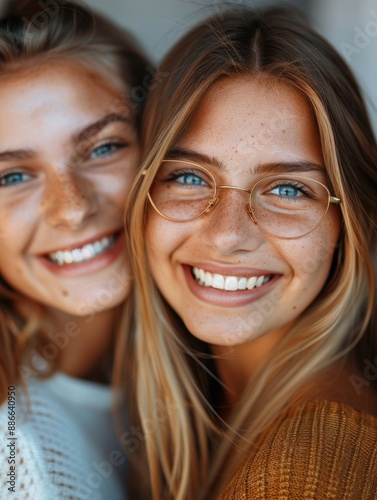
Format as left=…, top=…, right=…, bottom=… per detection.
left=256, top=275, right=265, bottom=287
left=204, top=271, right=213, bottom=287
left=247, top=276, right=257, bottom=290
left=199, top=268, right=205, bottom=283
left=192, top=267, right=272, bottom=292
left=82, top=244, right=95, bottom=260
left=63, top=251, right=73, bottom=264
left=72, top=249, right=83, bottom=263
left=238, top=277, right=247, bottom=290
left=213, top=274, right=225, bottom=289
left=48, top=234, right=117, bottom=266
left=94, top=241, right=102, bottom=253
left=225, top=276, right=238, bottom=291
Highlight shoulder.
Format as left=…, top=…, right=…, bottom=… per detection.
left=0, top=377, right=112, bottom=499
left=221, top=400, right=377, bottom=499
left=0, top=401, right=58, bottom=499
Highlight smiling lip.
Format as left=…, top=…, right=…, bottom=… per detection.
left=47, top=233, right=117, bottom=266
left=38, top=230, right=125, bottom=278
left=192, top=266, right=273, bottom=291
left=183, top=264, right=280, bottom=307
left=42, top=229, right=122, bottom=255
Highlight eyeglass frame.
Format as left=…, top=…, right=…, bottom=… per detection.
left=143, top=159, right=342, bottom=240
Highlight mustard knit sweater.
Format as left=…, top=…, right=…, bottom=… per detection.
left=220, top=400, right=377, bottom=499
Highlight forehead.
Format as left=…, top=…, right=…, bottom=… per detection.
left=0, top=60, right=134, bottom=150
left=190, top=76, right=311, bottom=125
left=175, top=76, right=323, bottom=172
left=0, top=59, right=136, bottom=133
left=0, top=59, right=124, bottom=102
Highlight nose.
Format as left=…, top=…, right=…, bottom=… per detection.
left=199, top=188, right=264, bottom=255
left=42, top=170, right=98, bottom=230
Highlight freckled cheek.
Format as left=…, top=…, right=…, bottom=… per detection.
left=100, top=182, right=133, bottom=214
left=145, top=214, right=187, bottom=271
left=278, top=230, right=338, bottom=280
left=116, top=170, right=137, bottom=199
left=114, top=188, right=130, bottom=209
left=145, top=215, right=167, bottom=260
left=0, top=215, right=29, bottom=259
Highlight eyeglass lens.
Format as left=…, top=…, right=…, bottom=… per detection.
left=148, top=160, right=330, bottom=238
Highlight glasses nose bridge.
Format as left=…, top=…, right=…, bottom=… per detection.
left=216, top=184, right=251, bottom=195
left=211, top=184, right=255, bottom=222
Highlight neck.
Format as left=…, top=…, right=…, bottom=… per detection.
left=212, top=325, right=290, bottom=409
left=42, top=306, right=119, bottom=382
left=213, top=338, right=377, bottom=418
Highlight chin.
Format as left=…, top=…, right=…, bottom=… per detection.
left=42, top=284, right=131, bottom=319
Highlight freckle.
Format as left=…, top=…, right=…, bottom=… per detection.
left=293, top=306, right=297, bottom=310
left=62, top=290, right=68, bottom=297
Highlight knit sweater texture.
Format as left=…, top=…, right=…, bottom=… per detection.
left=220, top=400, right=377, bottom=499
left=0, top=374, right=127, bottom=499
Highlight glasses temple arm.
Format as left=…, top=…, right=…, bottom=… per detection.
left=330, top=196, right=341, bottom=204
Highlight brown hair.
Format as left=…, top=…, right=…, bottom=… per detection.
left=125, top=6, right=377, bottom=498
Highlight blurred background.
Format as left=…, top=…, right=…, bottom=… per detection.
left=85, top=0, right=377, bottom=131
left=1, top=0, right=376, bottom=130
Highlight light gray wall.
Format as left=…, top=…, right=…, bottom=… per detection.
left=84, top=0, right=377, bottom=131
left=310, top=0, right=377, bottom=132
left=1, top=0, right=375, bottom=130
left=83, top=0, right=310, bottom=62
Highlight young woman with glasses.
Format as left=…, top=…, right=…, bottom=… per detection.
left=0, top=0, right=149, bottom=497
left=124, top=6, right=377, bottom=499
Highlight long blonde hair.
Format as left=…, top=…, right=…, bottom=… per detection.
left=125, top=6, right=377, bottom=498
left=0, top=0, right=150, bottom=403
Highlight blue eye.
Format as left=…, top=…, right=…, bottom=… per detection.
left=0, top=172, right=32, bottom=187
left=177, top=173, right=207, bottom=185
left=90, top=142, right=125, bottom=159
left=166, top=170, right=208, bottom=186
left=269, top=182, right=309, bottom=199
left=273, top=185, right=301, bottom=197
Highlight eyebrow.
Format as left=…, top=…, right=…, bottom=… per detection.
left=0, top=114, right=134, bottom=163
left=0, top=149, right=35, bottom=162
left=168, top=148, right=325, bottom=175
left=74, top=113, right=134, bottom=143
left=168, top=149, right=226, bottom=170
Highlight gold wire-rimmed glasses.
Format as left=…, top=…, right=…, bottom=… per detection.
left=145, top=159, right=341, bottom=239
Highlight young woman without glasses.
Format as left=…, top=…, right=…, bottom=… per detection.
left=125, top=6, right=377, bottom=499
left=0, top=1, right=149, bottom=498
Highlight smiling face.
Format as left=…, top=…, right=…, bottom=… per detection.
left=146, top=77, right=341, bottom=353
left=0, top=60, right=139, bottom=317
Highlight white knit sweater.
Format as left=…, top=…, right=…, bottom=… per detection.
left=0, top=374, right=128, bottom=499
